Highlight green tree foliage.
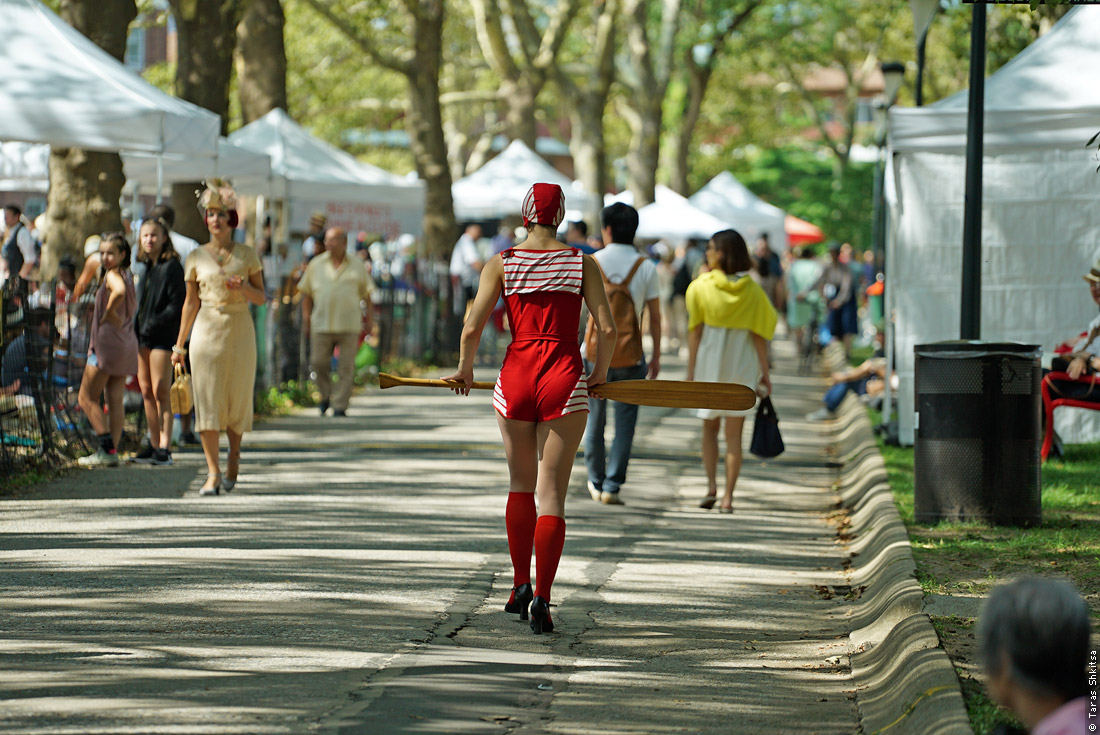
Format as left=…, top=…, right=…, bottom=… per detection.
left=728, top=147, right=875, bottom=251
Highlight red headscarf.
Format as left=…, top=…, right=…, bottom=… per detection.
left=521, top=183, right=566, bottom=228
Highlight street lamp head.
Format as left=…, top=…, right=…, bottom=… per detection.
left=881, top=62, right=906, bottom=105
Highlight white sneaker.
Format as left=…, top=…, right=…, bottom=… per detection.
left=77, top=448, right=119, bottom=467
left=805, top=407, right=834, bottom=421
left=600, top=492, right=625, bottom=506
left=587, top=481, right=602, bottom=502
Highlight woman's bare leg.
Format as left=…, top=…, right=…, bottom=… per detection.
left=104, top=376, right=127, bottom=450
left=137, top=347, right=160, bottom=447
left=226, top=428, right=243, bottom=482
left=200, top=431, right=221, bottom=478
left=534, top=411, right=587, bottom=517
left=701, top=418, right=720, bottom=499
left=150, top=349, right=174, bottom=448
left=721, top=417, right=746, bottom=510
left=77, top=364, right=110, bottom=436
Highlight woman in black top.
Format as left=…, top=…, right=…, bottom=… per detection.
left=132, top=217, right=186, bottom=465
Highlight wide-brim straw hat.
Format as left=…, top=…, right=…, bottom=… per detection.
left=1085, top=259, right=1100, bottom=284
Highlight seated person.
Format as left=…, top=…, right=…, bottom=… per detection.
left=979, top=578, right=1091, bottom=735
left=806, top=332, right=889, bottom=420
left=1046, top=259, right=1100, bottom=401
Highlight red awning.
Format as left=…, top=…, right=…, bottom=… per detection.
left=785, top=214, right=825, bottom=245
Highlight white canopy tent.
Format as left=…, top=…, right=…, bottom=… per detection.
left=229, top=108, right=425, bottom=238
left=886, top=6, right=1100, bottom=446
left=0, top=139, right=271, bottom=196
left=633, top=185, right=733, bottom=241
left=0, top=0, right=219, bottom=158
left=689, top=172, right=788, bottom=254
left=452, top=140, right=599, bottom=220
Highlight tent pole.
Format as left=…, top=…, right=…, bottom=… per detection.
left=155, top=154, right=164, bottom=204
left=960, top=2, right=986, bottom=340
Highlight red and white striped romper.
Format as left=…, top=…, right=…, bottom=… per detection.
left=493, top=247, right=589, bottom=422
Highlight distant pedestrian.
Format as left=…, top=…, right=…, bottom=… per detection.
left=77, top=233, right=139, bottom=468
left=172, top=180, right=265, bottom=496
left=979, top=578, right=1091, bottom=735
left=450, top=222, right=483, bottom=318
left=817, top=245, right=857, bottom=358
left=2, top=203, right=36, bottom=284
left=583, top=202, right=661, bottom=506
left=566, top=220, right=595, bottom=254
left=443, top=182, right=615, bottom=635
left=686, top=230, right=776, bottom=512
left=132, top=217, right=185, bottom=466
left=302, top=212, right=327, bottom=262
left=298, top=227, right=372, bottom=417
left=785, top=247, right=823, bottom=352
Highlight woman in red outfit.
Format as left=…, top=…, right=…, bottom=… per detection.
left=444, top=183, right=616, bottom=634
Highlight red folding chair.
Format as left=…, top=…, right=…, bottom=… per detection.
left=1041, top=371, right=1100, bottom=460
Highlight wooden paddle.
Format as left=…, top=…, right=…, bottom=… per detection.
left=378, top=373, right=757, bottom=411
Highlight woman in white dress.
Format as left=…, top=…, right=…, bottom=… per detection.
left=686, top=230, right=777, bottom=512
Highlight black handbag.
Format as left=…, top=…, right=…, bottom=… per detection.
left=750, top=396, right=784, bottom=459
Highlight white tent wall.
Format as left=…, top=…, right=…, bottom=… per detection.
left=888, top=147, right=1100, bottom=446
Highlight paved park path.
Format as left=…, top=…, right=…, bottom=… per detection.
left=1, top=342, right=876, bottom=734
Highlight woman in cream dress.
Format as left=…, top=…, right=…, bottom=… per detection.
left=172, top=180, right=265, bottom=495
left=686, top=229, right=777, bottom=513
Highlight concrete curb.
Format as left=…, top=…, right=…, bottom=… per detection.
left=820, top=346, right=973, bottom=735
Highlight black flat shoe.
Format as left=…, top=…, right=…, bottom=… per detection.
left=699, top=494, right=717, bottom=509
left=529, top=596, right=554, bottom=634
left=504, top=582, right=533, bottom=620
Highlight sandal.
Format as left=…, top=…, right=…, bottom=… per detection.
left=699, top=495, right=717, bottom=509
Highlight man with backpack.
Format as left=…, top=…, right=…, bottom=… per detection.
left=582, top=202, right=661, bottom=505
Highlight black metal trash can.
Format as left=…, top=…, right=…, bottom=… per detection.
left=914, top=341, right=1042, bottom=526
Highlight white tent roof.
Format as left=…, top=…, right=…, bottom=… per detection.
left=689, top=172, right=788, bottom=253
left=0, top=139, right=271, bottom=194
left=635, top=185, right=734, bottom=241
left=888, top=6, right=1100, bottom=153
left=228, top=108, right=424, bottom=203
left=452, top=140, right=598, bottom=219
left=0, top=0, right=220, bottom=156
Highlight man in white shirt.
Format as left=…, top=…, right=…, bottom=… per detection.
left=298, top=227, right=372, bottom=417
left=2, top=204, right=37, bottom=283
left=584, top=202, right=661, bottom=505
left=450, top=222, right=483, bottom=317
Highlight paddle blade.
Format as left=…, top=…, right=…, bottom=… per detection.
left=592, top=379, right=757, bottom=411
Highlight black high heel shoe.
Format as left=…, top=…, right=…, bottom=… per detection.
left=504, top=582, right=533, bottom=620
left=529, top=596, right=554, bottom=634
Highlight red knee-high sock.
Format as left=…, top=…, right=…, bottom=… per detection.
left=506, top=492, right=538, bottom=586
left=533, top=515, right=566, bottom=602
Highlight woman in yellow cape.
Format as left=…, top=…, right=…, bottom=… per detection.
left=685, top=229, right=777, bottom=512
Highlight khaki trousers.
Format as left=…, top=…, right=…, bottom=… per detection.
left=310, top=331, right=358, bottom=411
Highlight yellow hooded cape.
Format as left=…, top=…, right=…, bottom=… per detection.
left=685, top=270, right=777, bottom=340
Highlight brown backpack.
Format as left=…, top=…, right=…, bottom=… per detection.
left=585, top=257, right=646, bottom=369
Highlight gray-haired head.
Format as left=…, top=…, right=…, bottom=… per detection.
left=979, top=577, right=1091, bottom=701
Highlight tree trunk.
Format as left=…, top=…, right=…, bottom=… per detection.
left=41, top=0, right=136, bottom=279
left=568, top=92, right=608, bottom=221
left=169, top=0, right=243, bottom=240
left=236, top=0, right=287, bottom=124
left=625, top=103, right=662, bottom=208
left=501, top=79, right=539, bottom=149
left=668, top=60, right=711, bottom=196
left=620, top=0, right=681, bottom=208
left=406, top=4, right=456, bottom=259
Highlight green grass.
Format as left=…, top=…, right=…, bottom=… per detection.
left=869, top=409, right=1100, bottom=734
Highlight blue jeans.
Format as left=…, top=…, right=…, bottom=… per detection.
left=824, top=377, right=868, bottom=412
left=584, top=360, right=647, bottom=495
